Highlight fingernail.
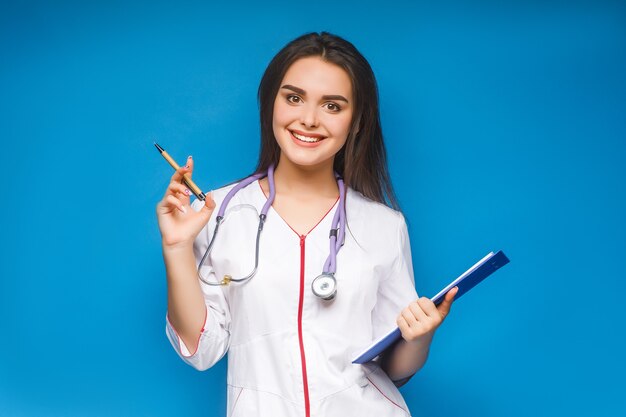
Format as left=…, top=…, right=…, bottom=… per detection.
left=179, top=205, right=187, bottom=214
left=188, top=155, right=193, bottom=159
left=184, top=189, right=191, bottom=195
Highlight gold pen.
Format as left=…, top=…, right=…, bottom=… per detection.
left=154, top=142, right=206, bottom=201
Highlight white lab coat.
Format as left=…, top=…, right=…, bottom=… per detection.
left=166, top=179, right=418, bottom=416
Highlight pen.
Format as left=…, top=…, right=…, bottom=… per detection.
left=154, top=142, right=206, bottom=201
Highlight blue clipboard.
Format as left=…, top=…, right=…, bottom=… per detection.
left=351, top=250, right=510, bottom=364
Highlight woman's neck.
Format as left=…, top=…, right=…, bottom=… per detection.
left=272, top=156, right=338, bottom=199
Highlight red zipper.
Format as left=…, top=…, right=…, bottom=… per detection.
left=298, top=234, right=310, bottom=417
left=258, top=179, right=338, bottom=416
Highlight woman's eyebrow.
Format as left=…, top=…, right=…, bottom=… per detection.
left=281, top=84, right=349, bottom=103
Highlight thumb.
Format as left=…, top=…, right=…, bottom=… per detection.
left=195, top=192, right=216, bottom=224
left=437, top=286, right=458, bottom=320
left=202, top=191, right=216, bottom=212
left=187, top=193, right=215, bottom=233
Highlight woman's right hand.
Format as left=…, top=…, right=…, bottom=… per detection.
left=156, top=156, right=216, bottom=250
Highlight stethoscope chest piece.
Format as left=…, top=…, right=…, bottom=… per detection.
left=312, top=273, right=337, bottom=300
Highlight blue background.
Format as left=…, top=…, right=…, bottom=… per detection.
left=1, top=1, right=625, bottom=416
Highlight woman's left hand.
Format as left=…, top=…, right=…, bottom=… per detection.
left=397, top=286, right=459, bottom=344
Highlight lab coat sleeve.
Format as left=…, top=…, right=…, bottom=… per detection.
left=165, top=198, right=232, bottom=371
left=372, top=212, right=418, bottom=338
left=372, top=212, right=419, bottom=385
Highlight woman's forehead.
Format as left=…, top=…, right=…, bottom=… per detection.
left=280, top=56, right=353, bottom=99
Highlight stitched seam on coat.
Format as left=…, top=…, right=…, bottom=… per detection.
left=315, top=368, right=377, bottom=402
left=365, top=375, right=408, bottom=414
left=226, top=384, right=301, bottom=406
left=229, top=387, right=244, bottom=417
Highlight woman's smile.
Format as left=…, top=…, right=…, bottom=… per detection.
left=289, top=129, right=327, bottom=145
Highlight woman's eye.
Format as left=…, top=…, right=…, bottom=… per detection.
left=325, top=102, right=341, bottom=112
left=287, top=95, right=302, bottom=104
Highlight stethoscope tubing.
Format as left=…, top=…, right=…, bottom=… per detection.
left=197, top=165, right=346, bottom=292
left=323, top=174, right=346, bottom=275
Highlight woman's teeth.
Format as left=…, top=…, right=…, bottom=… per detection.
left=292, top=131, right=322, bottom=143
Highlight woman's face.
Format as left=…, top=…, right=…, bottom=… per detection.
left=272, top=56, right=353, bottom=171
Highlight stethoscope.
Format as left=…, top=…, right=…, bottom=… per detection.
left=197, top=164, right=346, bottom=300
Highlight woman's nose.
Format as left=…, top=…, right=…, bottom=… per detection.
left=299, top=105, right=319, bottom=128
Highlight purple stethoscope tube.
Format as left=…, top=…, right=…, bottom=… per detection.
left=197, top=165, right=346, bottom=300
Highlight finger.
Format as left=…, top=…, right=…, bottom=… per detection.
left=164, top=194, right=187, bottom=214
left=437, top=286, right=458, bottom=319
left=170, top=164, right=191, bottom=184
left=397, top=315, right=410, bottom=333
left=416, top=297, right=439, bottom=318
left=177, top=183, right=193, bottom=206
left=186, top=155, right=194, bottom=177
left=401, top=307, right=420, bottom=328
left=180, top=155, right=194, bottom=183
left=408, top=300, right=429, bottom=323
left=165, top=181, right=192, bottom=199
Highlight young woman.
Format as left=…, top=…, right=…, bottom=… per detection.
left=156, top=32, right=457, bottom=417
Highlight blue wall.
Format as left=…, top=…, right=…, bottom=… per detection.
left=1, top=1, right=625, bottom=416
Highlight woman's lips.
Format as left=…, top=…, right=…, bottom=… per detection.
left=289, top=130, right=327, bottom=146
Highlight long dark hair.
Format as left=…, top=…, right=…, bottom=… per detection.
left=255, top=32, right=400, bottom=210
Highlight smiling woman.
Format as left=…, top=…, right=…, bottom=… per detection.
left=156, top=32, right=458, bottom=417
left=272, top=56, right=353, bottom=168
